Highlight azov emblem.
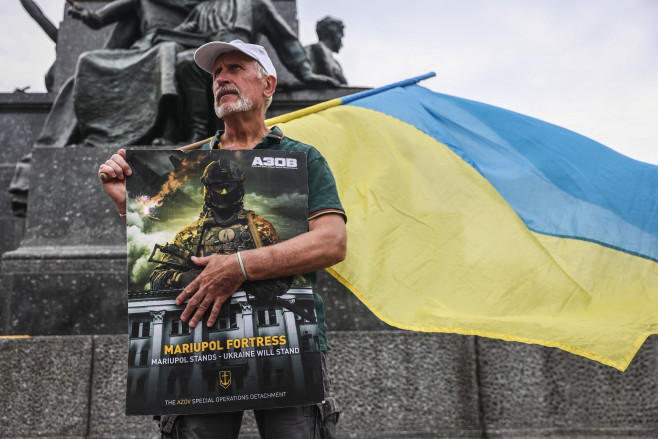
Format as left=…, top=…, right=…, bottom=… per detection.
left=219, top=370, right=231, bottom=389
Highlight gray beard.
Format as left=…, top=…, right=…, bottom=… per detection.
left=214, top=87, right=255, bottom=119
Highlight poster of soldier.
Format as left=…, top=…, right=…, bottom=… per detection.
left=124, top=149, right=323, bottom=416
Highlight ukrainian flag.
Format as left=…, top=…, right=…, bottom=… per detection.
left=267, top=74, right=658, bottom=371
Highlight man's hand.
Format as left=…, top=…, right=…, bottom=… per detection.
left=99, top=149, right=131, bottom=220
left=175, top=254, right=244, bottom=328
left=174, top=213, right=346, bottom=328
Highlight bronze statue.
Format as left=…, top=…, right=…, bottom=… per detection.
left=12, top=0, right=199, bottom=216
left=12, top=0, right=342, bottom=216
left=36, top=0, right=197, bottom=148
left=37, top=0, right=338, bottom=148
left=305, top=16, right=347, bottom=85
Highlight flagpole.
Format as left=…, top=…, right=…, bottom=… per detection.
left=265, top=72, right=436, bottom=126
left=341, top=72, right=436, bottom=104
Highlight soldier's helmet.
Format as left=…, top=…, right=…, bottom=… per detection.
left=200, top=159, right=245, bottom=210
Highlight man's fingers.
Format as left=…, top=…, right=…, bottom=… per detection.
left=179, top=294, right=199, bottom=323
left=104, top=159, right=124, bottom=180
left=98, top=149, right=132, bottom=184
left=110, top=153, right=132, bottom=177
left=207, top=301, right=223, bottom=327
left=98, top=164, right=115, bottom=180
left=175, top=279, right=197, bottom=306
left=188, top=297, right=214, bottom=328
left=174, top=291, right=187, bottom=307
left=179, top=280, right=206, bottom=322
left=175, top=255, right=240, bottom=327
left=115, top=153, right=133, bottom=176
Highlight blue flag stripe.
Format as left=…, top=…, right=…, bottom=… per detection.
left=349, top=85, right=658, bottom=261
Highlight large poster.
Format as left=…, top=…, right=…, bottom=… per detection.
left=124, top=149, right=323, bottom=416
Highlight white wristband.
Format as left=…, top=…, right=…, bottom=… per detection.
left=236, top=251, right=248, bottom=281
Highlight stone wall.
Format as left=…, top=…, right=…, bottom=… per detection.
left=1, top=333, right=657, bottom=438
left=0, top=93, right=51, bottom=255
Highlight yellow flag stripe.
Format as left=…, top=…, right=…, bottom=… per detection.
left=278, top=105, right=658, bottom=371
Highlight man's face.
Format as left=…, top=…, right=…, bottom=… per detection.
left=211, top=51, right=269, bottom=119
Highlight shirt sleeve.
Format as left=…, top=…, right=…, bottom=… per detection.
left=306, top=148, right=347, bottom=222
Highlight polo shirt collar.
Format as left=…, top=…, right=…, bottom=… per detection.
left=206, top=126, right=284, bottom=150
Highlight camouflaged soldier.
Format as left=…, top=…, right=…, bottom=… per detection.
left=151, top=158, right=279, bottom=290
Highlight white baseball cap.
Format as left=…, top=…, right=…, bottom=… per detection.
left=194, top=40, right=277, bottom=79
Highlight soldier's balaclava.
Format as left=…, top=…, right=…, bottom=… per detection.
left=200, top=159, right=245, bottom=212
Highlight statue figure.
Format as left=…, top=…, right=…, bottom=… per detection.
left=36, top=0, right=198, bottom=148
left=12, top=0, right=339, bottom=215
left=305, top=16, right=347, bottom=85
left=12, top=0, right=198, bottom=215
left=37, top=0, right=338, bottom=148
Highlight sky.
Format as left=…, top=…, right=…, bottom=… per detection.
left=2, top=0, right=657, bottom=164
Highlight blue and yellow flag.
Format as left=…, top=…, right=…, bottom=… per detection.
left=267, top=74, right=658, bottom=371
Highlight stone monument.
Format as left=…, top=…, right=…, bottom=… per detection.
left=1, top=0, right=376, bottom=337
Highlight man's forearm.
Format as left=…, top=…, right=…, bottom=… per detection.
left=239, top=213, right=346, bottom=281
left=175, top=212, right=346, bottom=328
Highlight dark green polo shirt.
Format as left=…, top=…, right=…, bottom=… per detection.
left=202, top=126, right=346, bottom=350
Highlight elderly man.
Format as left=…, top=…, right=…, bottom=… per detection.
left=99, top=40, right=346, bottom=438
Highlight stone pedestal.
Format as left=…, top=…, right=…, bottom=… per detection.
left=0, top=81, right=376, bottom=337
left=1, top=147, right=127, bottom=335
left=0, top=93, right=53, bottom=253
left=477, top=337, right=658, bottom=437
left=4, top=334, right=657, bottom=438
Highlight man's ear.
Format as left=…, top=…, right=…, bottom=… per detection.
left=263, top=75, right=277, bottom=98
